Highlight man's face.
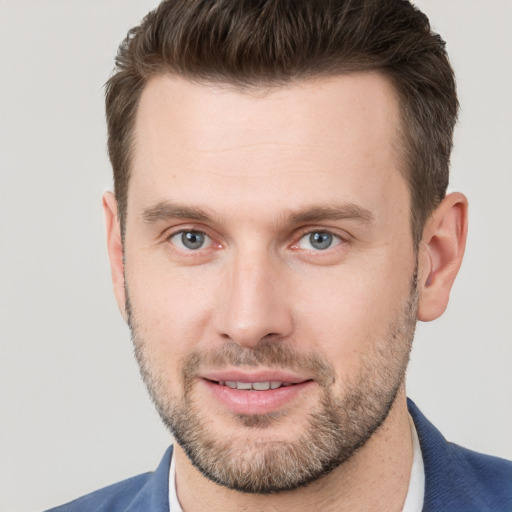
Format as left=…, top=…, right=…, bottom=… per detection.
left=122, top=73, right=418, bottom=493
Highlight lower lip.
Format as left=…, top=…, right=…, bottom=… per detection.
left=201, top=379, right=315, bottom=415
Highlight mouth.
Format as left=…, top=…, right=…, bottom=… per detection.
left=206, top=379, right=303, bottom=391
left=199, top=371, right=315, bottom=415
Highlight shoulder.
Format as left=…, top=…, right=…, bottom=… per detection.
left=450, top=441, right=512, bottom=479
left=45, top=473, right=152, bottom=512
left=445, top=442, right=512, bottom=504
left=44, top=446, right=173, bottom=512
left=408, top=399, right=512, bottom=512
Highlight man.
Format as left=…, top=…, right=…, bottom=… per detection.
left=47, top=1, right=512, bottom=511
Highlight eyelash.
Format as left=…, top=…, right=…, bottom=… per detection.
left=295, top=230, right=343, bottom=250
left=166, top=229, right=215, bottom=252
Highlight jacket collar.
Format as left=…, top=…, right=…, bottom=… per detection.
left=125, top=445, right=173, bottom=512
left=407, top=398, right=496, bottom=512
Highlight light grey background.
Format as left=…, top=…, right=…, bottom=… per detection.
left=1, top=1, right=510, bottom=511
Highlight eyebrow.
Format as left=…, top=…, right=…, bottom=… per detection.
left=141, top=201, right=374, bottom=225
left=287, top=204, right=374, bottom=225
left=142, top=202, right=213, bottom=223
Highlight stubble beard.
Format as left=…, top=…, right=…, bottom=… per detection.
left=127, top=272, right=418, bottom=494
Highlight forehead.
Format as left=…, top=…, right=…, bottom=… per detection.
left=130, top=72, right=407, bottom=222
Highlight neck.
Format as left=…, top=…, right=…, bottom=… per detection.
left=175, top=389, right=413, bottom=512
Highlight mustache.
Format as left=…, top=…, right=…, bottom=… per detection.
left=181, top=341, right=336, bottom=388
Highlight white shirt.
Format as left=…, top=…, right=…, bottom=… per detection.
left=168, top=452, right=183, bottom=512
left=168, top=415, right=425, bottom=511
left=402, top=414, right=426, bottom=512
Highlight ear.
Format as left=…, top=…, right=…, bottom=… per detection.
left=417, top=192, right=468, bottom=322
left=103, top=191, right=127, bottom=322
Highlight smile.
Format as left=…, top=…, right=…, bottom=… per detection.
left=201, top=376, right=315, bottom=415
left=214, top=380, right=296, bottom=390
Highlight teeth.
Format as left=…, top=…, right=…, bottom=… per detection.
left=252, top=382, right=271, bottom=391
left=219, top=380, right=292, bottom=390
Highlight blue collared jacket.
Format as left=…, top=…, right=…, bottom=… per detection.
left=46, top=399, right=512, bottom=511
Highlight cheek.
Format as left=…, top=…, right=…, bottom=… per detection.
left=126, top=258, right=220, bottom=363
left=292, top=260, right=414, bottom=371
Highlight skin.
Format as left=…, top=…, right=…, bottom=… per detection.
left=104, top=72, right=468, bottom=511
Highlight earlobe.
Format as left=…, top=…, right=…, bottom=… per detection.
left=103, top=191, right=128, bottom=322
left=417, top=192, right=468, bottom=322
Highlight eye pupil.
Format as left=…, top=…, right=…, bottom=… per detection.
left=309, top=232, right=332, bottom=250
left=182, top=231, right=204, bottom=249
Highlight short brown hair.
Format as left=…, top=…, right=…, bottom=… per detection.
left=105, top=0, right=458, bottom=244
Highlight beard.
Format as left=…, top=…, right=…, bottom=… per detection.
left=127, top=271, right=418, bottom=494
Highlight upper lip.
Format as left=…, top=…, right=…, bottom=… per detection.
left=200, top=369, right=311, bottom=384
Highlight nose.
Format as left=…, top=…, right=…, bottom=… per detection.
left=213, top=250, right=294, bottom=348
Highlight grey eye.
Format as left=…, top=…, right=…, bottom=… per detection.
left=298, top=231, right=340, bottom=251
left=309, top=232, right=333, bottom=250
left=170, top=230, right=211, bottom=250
